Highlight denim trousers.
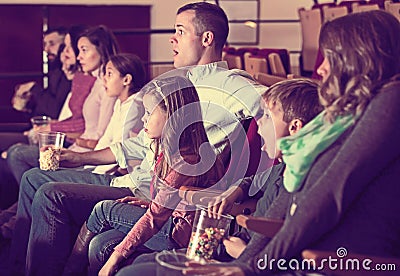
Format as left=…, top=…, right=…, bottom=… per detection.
left=115, top=249, right=186, bottom=276
left=9, top=167, right=133, bottom=276
left=87, top=200, right=178, bottom=274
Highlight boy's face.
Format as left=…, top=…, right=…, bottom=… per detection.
left=256, top=99, right=289, bottom=160
left=170, top=10, right=204, bottom=68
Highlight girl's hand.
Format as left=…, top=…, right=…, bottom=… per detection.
left=223, top=236, right=247, bottom=259
left=98, top=252, right=124, bottom=276
left=116, top=196, right=150, bottom=208
left=183, top=262, right=244, bottom=276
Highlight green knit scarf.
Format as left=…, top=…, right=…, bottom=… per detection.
left=278, top=111, right=356, bottom=192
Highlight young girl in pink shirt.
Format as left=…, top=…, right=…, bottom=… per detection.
left=64, top=76, right=224, bottom=275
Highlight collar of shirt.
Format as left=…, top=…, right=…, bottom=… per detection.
left=187, top=61, right=228, bottom=83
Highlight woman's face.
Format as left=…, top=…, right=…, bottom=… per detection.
left=77, top=37, right=101, bottom=74
left=317, top=57, right=331, bottom=83
left=61, top=34, right=76, bottom=68
left=103, top=61, right=127, bottom=99
left=141, top=94, right=167, bottom=139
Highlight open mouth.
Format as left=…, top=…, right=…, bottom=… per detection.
left=173, top=50, right=178, bottom=56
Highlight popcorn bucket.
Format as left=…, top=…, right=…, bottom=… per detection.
left=186, top=206, right=233, bottom=261
left=38, top=131, right=65, bottom=171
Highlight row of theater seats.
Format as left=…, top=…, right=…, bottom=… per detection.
left=221, top=47, right=295, bottom=86
left=298, top=0, right=400, bottom=76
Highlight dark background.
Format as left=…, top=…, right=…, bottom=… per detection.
left=0, top=4, right=151, bottom=107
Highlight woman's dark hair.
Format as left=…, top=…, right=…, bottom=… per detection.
left=79, top=25, right=120, bottom=70
left=106, top=53, right=146, bottom=95
left=66, top=24, right=89, bottom=73
left=319, top=10, right=400, bottom=120
left=68, top=25, right=89, bottom=58
left=143, top=76, right=222, bottom=188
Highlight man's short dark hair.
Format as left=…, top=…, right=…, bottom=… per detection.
left=177, top=2, right=229, bottom=51
left=44, top=26, right=67, bottom=36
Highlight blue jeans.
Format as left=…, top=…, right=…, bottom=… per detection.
left=115, top=250, right=186, bottom=276
left=10, top=167, right=132, bottom=276
left=87, top=200, right=178, bottom=274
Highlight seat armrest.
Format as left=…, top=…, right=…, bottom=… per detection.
left=236, top=215, right=283, bottom=237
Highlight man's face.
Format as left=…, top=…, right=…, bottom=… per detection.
left=256, top=99, right=289, bottom=160
left=170, top=10, right=204, bottom=68
left=43, top=32, right=64, bottom=62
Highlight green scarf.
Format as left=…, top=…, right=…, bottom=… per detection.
left=278, top=111, right=356, bottom=192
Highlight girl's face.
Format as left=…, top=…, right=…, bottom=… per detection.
left=316, top=57, right=331, bottom=83
left=61, top=34, right=76, bottom=68
left=142, top=94, right=167, bottom=139
left=77, top=37, right=101, bottom=74
left=103, top=61, right=127, bottom=100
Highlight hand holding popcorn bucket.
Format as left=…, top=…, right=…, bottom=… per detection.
left=186, top=205, right=234, bottom=262
left=38, top=131, right=65, bottom=171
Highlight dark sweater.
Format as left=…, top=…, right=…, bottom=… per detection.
left=234, top=80, right=400, bottom=275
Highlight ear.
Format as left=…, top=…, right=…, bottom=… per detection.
left=288, top=119, right=303, bottom=135
left=123, top=74, right=133, bottom=86
left=201, top=31, right=214, bottom=47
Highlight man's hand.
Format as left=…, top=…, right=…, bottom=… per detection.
left=12, top=81, right=36, bottom=111
left=58, top=148, right=84, bottom=167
